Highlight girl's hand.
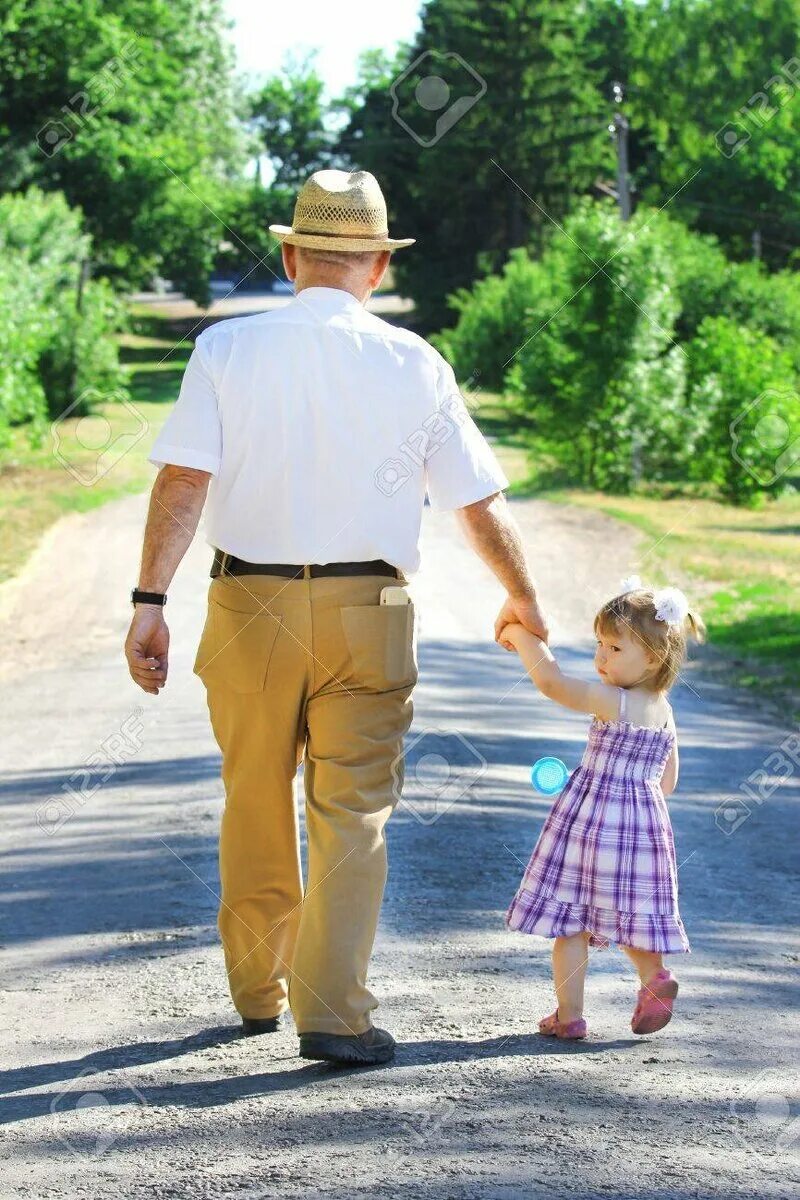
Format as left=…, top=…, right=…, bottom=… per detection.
left=498, top=621, right=526, bottom=651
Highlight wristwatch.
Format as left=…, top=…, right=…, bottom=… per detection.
left=131, top=588, right=167, bottom=607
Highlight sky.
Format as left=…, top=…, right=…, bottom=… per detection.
left=223, top=0, right=424, bottom=99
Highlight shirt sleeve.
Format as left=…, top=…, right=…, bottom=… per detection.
left=424, top=354, right=510, bottom=512
left=148, top=333, right=222, bottom=475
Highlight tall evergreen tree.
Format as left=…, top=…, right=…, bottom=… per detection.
left=334, top=0, right=611, bottom=330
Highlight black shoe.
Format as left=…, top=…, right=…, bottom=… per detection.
left=298, top=1026, right=395, bottom=1065
left=241, top=1013, right=285, bottom=1037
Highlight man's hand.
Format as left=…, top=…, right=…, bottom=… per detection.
left=125, top=606, right=170, bottom=694
left=124, top=464, right=209, bottom=695
left=495, top=593, right=549, bottom=651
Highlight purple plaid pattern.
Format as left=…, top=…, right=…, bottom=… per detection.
left=506, top=719, right=690, bottom=954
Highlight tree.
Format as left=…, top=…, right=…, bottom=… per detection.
left=504, top=201, right=689, bottom=491
left=588, top=0, right=800, bottom=267
left=334, top=0, right=612, bottom=330
left=0, top=0, right=246, bottom=300
left=249, top=52, right=335, bottom=190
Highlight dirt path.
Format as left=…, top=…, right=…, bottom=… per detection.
left=0, top=495, right=797, bottom=1199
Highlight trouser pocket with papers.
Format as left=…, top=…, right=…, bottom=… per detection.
left=340, top=601, right=418, bottom=692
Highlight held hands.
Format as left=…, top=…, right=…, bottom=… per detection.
left=125, top=606, right=170, bottom=695
left=494, top=593, right=549, bottom=652
left=497, top=621, right=528, bottom=653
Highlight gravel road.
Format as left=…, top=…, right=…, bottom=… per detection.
left=0, top=493, right=797, bottom=1199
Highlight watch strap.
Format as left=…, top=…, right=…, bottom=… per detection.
left=131, top=588, right=167, bottom=607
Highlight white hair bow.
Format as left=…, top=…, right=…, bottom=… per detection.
left=653, top=586, right=690, bottom=626
left=619, top=576, right=689, bottom=625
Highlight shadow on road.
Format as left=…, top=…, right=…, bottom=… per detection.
left=0, top=1029, right=642, bottom=1124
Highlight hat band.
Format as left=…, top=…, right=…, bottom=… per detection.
left=293, top=224, right=390, bottom=240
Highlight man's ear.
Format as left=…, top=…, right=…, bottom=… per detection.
left=369, top=250, right=391, bottom=290
left=282, top=243, right=297, bottom=281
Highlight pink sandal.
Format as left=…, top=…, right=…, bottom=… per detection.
left=631, top=968, right=679, bottom=1034
left=538, top=1010, right=587, bottom=1040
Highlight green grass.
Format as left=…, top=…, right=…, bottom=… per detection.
left=0, top=321, right=191, bottom=584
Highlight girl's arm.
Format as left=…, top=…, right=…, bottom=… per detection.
left=502, top=623, right=619, bottom=721
left=662, top=711, right=679, bottom=796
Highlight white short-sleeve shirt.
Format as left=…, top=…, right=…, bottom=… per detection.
left=148, top=286, right=509, bottom=575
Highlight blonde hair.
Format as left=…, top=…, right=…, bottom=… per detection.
left=594, top=588, right=706, bottom=692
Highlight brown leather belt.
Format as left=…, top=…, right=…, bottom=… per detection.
left=211, top=549, right=401, bottom=580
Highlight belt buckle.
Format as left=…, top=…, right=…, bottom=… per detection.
left=211, top=549, right=232, bottom=578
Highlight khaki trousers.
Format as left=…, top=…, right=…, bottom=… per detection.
left=193, top=566, right=418, bottom=1035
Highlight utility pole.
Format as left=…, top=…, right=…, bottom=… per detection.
left=71, top=257, right=91, bottom=404
left=75, top=255, right=90, bottom=314
left=609, top=82, right=632, bottom=221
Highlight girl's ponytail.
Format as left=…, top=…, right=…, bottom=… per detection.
left=685, top=609, right=706, bottom=645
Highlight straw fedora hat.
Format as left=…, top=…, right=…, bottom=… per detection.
left=269, top=169, right=415, bottom=252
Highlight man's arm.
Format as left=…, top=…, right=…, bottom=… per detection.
left=124, top=465, right=210, bottom=694
left=454, top=491, right=549, bottom=644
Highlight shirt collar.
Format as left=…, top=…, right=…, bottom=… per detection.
left=294, top=286, right=365, bottom=312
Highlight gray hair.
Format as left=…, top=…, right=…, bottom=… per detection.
left=296, top=246, right=386, bottom=270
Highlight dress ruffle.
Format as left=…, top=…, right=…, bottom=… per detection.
left=506, top=887, right=690, bottom=954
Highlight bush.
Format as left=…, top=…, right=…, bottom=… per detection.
left=0, top=187, right=127, bottom=443
left=662, top=221, right=800, bottom=369
left=438, top=199, right=800, bottom=500
left=39, top=278, right=128, bottom=417
left=432, top=248, right=557, bottom=392
left=686, top=317, right=799, bottom=503
left=507, top=201, right=693, bottom=491
left=0, top=257, right=48, bottom=434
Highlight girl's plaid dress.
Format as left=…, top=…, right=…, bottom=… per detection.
left=506, top=690, right=690, bottom=954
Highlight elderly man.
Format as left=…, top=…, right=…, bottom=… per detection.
left=125, top=169, right=547, bottom=1066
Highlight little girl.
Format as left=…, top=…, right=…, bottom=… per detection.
left=501, top=576, right=705, bottom=1040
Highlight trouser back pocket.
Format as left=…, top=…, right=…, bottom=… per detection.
left=340, top=601, right=417, bottom=692
left=194, top=597, right=283, bottom=693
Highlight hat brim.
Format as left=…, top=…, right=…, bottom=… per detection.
left=269, top=225, right=415, bottom=252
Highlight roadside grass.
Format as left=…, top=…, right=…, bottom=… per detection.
left=0, top=322, right=190, bottom=585
left=474, top=390, right=800, bottom=714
